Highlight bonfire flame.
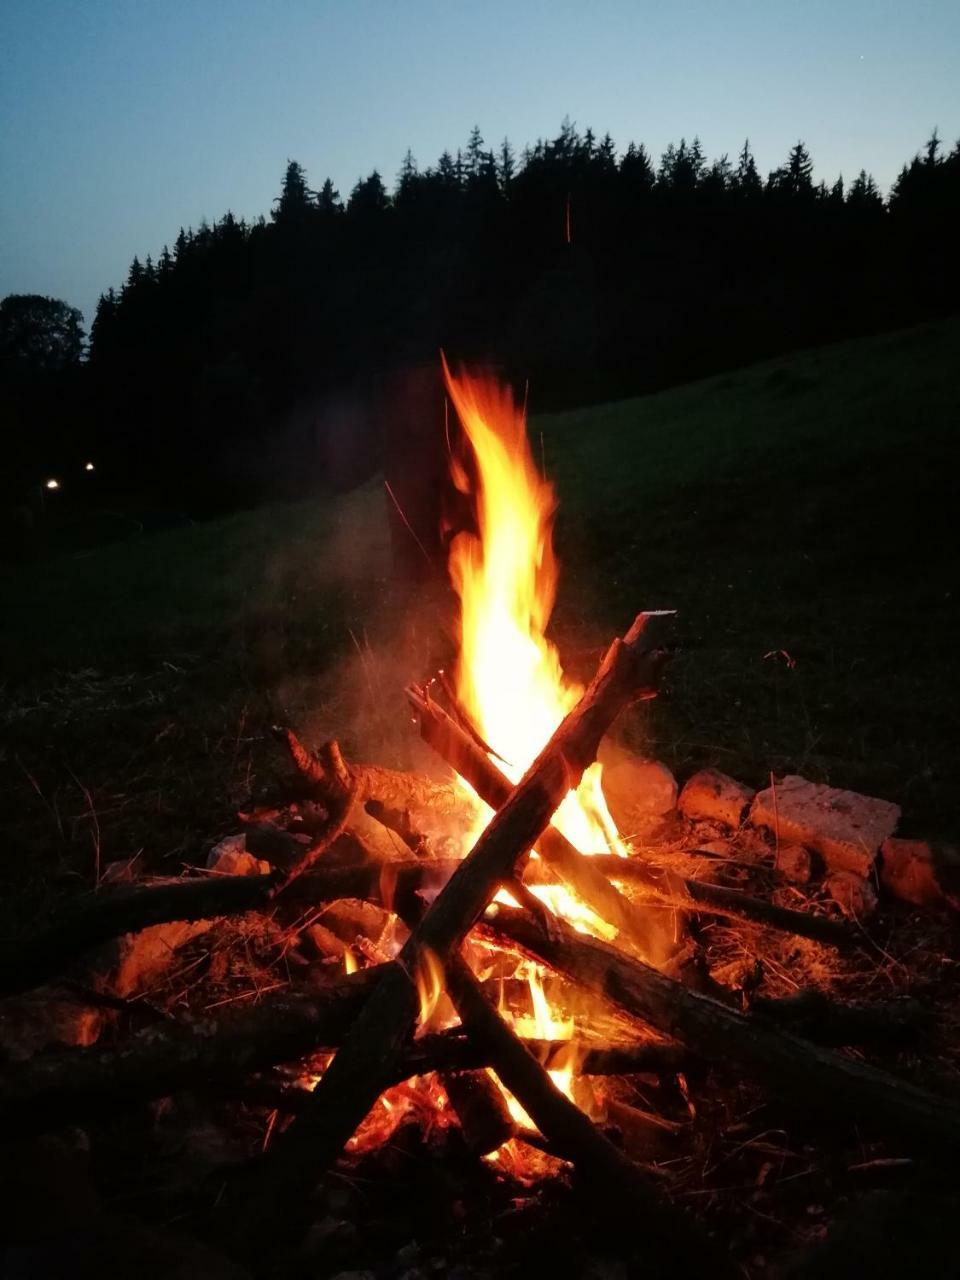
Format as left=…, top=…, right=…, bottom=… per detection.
left=442, top=353, right=626, bottom=863
left=442, top=356, right=635, bottom=1129
left=337, top=360, right=639, bottom=1165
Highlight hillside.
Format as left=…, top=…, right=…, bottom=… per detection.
left=2, top=317, right=958, bottom=913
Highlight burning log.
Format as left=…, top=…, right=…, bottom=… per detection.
left=445, top=956, right=726, bottom=1272
left=0, top=873, right=279, bottom=999
left=484, top=905, right=960, bottom=1156
left=408, top=683, right=666, bottom=956
left=545, top=854, right=854, bottom=946
left=439, top=1067, right=515, bottom=1154
left=240, top=611, right=672, bottom=1234
left=0, top=991, right=689, bottom=1139
left=410, top=687, right=852, bottom=948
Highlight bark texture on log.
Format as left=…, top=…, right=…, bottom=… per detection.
left=484, top=906, right=960, bottom=1156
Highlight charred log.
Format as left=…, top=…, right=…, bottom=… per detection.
left=410, top=689, right=852, bottom=948
left=439, top=1067, right=515, bottom=1154
left=0, top=873, right=279, bottom=999
left=446, top=955, right=727, bottom=1274
left=0, top=968, right=382, bottom=1134
left=408, top=682, right=665, bottom=956
left=483, top=905, right=960, bottom=1157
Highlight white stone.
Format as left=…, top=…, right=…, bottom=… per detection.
left=750, top=776, right=899, bottom=877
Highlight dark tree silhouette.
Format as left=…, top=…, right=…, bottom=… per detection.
left=0, top=295, right=85, bottom=371
left=64, top=122, right=959, bottom=511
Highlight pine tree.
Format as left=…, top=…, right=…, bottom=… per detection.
left=436, top=150, right=458, bottom=189
left=596, top=133, right=617, bottom=173
left=770, top=141, right=815, bottom=199
left=347, top=170, right=389, bottom=217
left=620, top=142, right=655, bottom=195
left=396, top=149, right=419, bottom=205
left=273, top=160, right=315, bottom=222
left=847, top=169, right=884, bottom=213
left=317, top=178, right=342, bottom=215
left=465, top=126, right=484, bottom=179
left=734, top=139, right=762, bottom=198
left=498, top=138, right=515, bottom=192
left=702, top=154, right=732, bottom=202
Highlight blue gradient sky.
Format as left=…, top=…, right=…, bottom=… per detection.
left=2, top=0, right=957, bottom=326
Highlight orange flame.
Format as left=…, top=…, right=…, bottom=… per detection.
left=441, top=354, right=626, bottom=864
left=491, top=962, right=579, bottom=1129
left=413, top=946, right=446, bottom=1038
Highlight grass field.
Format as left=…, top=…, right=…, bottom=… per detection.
left=2, top=317, right=958, bottom=918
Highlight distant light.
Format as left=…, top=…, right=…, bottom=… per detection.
left=45, top=478, right=60, bottom=491
left=84, top=461, right=95, bottom=472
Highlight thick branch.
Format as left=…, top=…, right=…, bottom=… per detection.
left=409, top=684, right=664, bottom=956
left=483, top=906, right=960, bottom=1156
left=0, top=967, right=383, bottom=1135
left=0, top=995, right=686, bottom=1139
left=446, top=955, right=726, bottom=1274
left=0, top=873, right=279, bottom=999
left=531, top=854, right=854, bottom=947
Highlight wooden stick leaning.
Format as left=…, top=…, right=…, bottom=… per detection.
left=410, top=690, right=851, bottom=948
left=274, top=741, right=360, bottom=892
left=241, top=611, right=672, bottom=1230
left=408, top=683, right=664, bottom=955
left=445, top=954, right=729, bottom=1275
left=484, top=904, right=960, bottom=1156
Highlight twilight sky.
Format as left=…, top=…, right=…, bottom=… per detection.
left=2, top=0, right=958, bottom=327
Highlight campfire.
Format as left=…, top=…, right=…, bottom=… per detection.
left=3, top=359, right=959, bottom=1275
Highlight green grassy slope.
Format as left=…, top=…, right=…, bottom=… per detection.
left=541, top=318, right=958, bottom=827
left=1, top=318, right=958, bottom=912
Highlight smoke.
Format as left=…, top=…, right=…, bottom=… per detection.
left=266, top=480, right=459, bottom=776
